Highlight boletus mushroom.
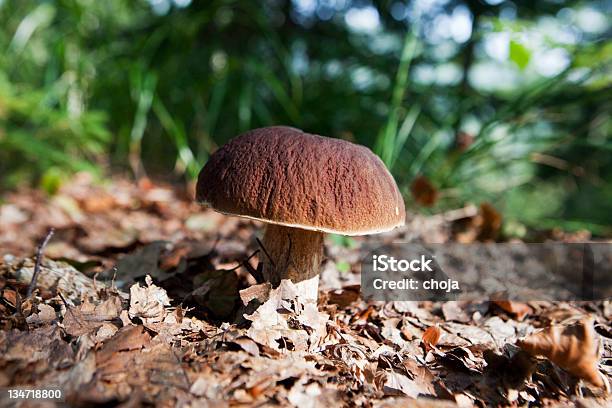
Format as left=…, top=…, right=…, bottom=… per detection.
left=196, top=126, right=405, bottom=300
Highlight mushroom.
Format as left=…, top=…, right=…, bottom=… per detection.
left=196, top=126, right=405, bottom=300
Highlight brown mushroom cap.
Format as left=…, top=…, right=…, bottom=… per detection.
left=196, top=126, right=405, bottom=235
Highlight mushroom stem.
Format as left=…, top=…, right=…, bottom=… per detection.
left=261, top=224, right=324, bottom=300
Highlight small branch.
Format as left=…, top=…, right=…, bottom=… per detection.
left=225, top=250, right=260, bottom=273
left=26, top=228, right=55, bottom=298
left=240, top=250, right=265, bottom=284
left=256, top=237, right=275, bottom=268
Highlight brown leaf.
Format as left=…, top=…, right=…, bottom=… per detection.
left=63, top=302, right=104, bottom=337
left=232, top=336, right=260, bottom=357
left=62, top=295, right=123, bottom=337
left=410, top=176, right=438, bottom=207
left=96, top=325, right=152, bottom=368
left=452, top=202, right=502, bottom=243
left=159, top=244, right=191, bottom=271
left=441, top=301, right=471, bottom=323
left=477, top=202, right=502, bottom=241
left=2, top=289, right=17, bottom=307
left=80, top=193, right=117, bottom=213
left=517, top=317, right=603, bottom=386
left=492, top=299, right=532, bottom=320
left=239, top=282, right=271, bottom=307
left=26, top=303, right=57, bottom=324
left=422, top=325, right=441, bottom=350
left=326, top=285, right=360, bottom=308
left=380, top=370, right=426, bottom=398
left=0, top=326, right=75, bottom=374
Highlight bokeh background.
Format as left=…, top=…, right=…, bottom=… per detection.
left=0, top=0, right=610, bottom=235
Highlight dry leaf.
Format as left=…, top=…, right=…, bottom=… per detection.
left=80, top=193, right=117, bottom=213
left=453, top=202, right=502, bottom=243
left=11, top=257, right=126, bottom=302
left=422, top=325, right=441, bottom=349
left=410, top=176, right=438, bottom=207
left=95, top=323, right=119, bottom=342
left=517, top=317, right=603, bottom=386
left=245, top=280, right=329, bottom=352
left=326, top=285, right=360, bottom=308
left=128, top=275, right=171, bottom=324
left=492, top=299, right=532, bottom=320
left=381, top=371, right=423, bottom=398
left=240, top=282, right=272, bottom=306
left=96, top=325, right=152, bottom=367
left=478, top=202, right=502, bottom=241
left=26, top=303, right=56, bottom=324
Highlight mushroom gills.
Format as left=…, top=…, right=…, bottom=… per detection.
left=261, top=224, right=324, bottom=300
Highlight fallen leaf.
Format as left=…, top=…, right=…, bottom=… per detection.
left=492, top=299, right=532, bottom=320
left=422, top=326, right=441, bottom=349
left=10, top=257, right=126, bottom=302
left=441, top=301, right=471, bottom=323
left=232, top=336, right=260, bottom=357
left=517, top=317, right=603, bottom=386
left=80, top=193, right=117, bottom=213
left=452, top=202, right=502, bottom=243
left=435, top=346, right=485, bottom=374
left=410, top=176, right=438, bottom=207
left=95, top=323, right=119, bottom=342
left=128, top=275, right=171, bottom=324
left=239, top=282, right=271, bottom=306
left=96, top=325, right=152, bottom=367
left=326, top=285, right=360, bottom=308
left=245, top=280, right=329, bottom=352
left=477, top=202, right=502, bottom=242
left=25, top=303, right=56, bottom=325
left=63, top=301, right=105, bottom=337
left=377, top=368, right=434, bottom=399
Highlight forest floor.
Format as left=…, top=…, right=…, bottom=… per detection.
left=0, top=173, right=610, bottom=407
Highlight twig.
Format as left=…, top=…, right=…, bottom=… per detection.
left=26, top=228, right=55, bottom=298
left=256, top=237, right=275, bottom=268
left=225, top=250, right=260, bottom=273
left=240, top=250, right=265, bottom=284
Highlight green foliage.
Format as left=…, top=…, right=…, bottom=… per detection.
left=0, top=72, right=109, bottom=188
left=329, top=234, right=358, bottom=249
left=509, top=41, right=531, bottom=70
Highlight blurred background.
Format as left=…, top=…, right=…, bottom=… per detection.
left=0, top=0, right=610, bottom=235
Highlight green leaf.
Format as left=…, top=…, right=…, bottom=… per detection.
left=40, top=167, right=65, bottom=195
left=329, top=234, right=357, bottom=249
left=509, top=41, right=531, bottom=70
left=336, top=261, right=351, bottom=274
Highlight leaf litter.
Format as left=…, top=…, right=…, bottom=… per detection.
left=0, top=175, right=610, bottom=406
